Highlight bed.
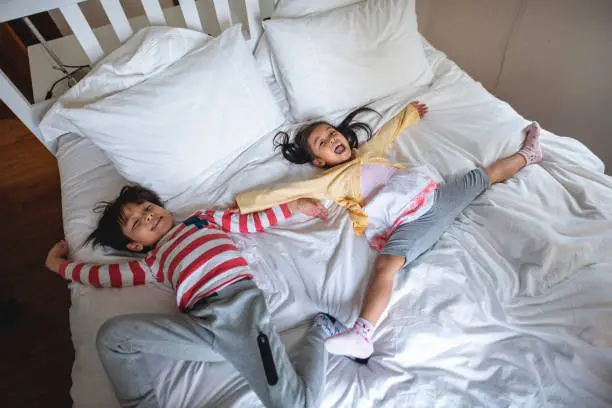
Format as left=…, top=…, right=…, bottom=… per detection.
left=2, top=1, right=612, bottom=407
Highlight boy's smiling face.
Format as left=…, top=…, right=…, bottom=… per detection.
left=120, top=201, right=174, bottom=251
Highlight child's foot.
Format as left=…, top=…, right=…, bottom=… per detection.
left=518, top=122, right=543, bottom=165
left=313, top=313, right=346, bottom=338
left=324, top=317, right=374, bottom=359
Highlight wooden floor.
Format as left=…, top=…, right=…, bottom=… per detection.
left=0, top=119, right=73, bottom=407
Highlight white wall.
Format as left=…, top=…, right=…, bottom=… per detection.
left=417, top=0, right=612, bottom=172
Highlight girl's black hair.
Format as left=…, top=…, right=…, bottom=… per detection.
left=274, top=106, right=380, bottom=164
left=83, top=185, right=164, bottom=252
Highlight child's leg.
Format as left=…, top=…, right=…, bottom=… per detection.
left=483, top=154, right=526, bottom=183
left=325, top=254, right=404, bottom=359
left=361, top=255, right=408, bottom=325
left=97, top=313, right=225, bottom=408
left=97, top=279, right=328, bottom=408
left=325, top=167, right=491, bottom=360
left=484, top=122, right=543, bottom=183
left=191, top=279, right=328, bottom=408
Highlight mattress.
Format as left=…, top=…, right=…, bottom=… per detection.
left=57, top=41, right=612, bottom=407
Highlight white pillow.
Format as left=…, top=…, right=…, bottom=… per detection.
left=254, top=0, right=362, bottom=118
left=263, top=0, right=434, bottom=121
left=41, top=26, right=285, bottom=200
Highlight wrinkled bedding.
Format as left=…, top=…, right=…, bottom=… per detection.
left=59, top=40, right=612, bottom=407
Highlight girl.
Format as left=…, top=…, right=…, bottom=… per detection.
left=236, top=101, right=543, bottom=359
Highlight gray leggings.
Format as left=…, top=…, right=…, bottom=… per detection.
left=96, top=279, right=327, bottom=408
left=380, top=168, right=490, bottom=265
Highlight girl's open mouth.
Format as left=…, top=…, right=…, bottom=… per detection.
left=334, top=144, right=346, bottom=154
left=151, top=217, right=161, bottom=231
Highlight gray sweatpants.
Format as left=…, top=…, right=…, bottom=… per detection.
left=381, top=168, right=490, bottom=265
left=96, top=279, right=327, bottom=408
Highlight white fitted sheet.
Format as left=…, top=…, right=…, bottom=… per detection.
left=58, top=41, right=612, bottom=407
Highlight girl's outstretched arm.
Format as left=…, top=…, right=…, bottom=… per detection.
left=359, top=101, right=427, bottom=157
left=236, top=167, right=348, bottom=214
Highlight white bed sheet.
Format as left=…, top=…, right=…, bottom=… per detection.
left=58, top=41, right=612, bottom=407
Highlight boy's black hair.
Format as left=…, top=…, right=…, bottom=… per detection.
left=273, top=106, right=380, bottom=165
left=83, top=185, right=164, bottom=252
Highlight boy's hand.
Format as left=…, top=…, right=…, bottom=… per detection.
left=45, top=240, right=69, bottom=273
left=411, top=101, right=428, bottom=118
left=294, top=198, right=329, bottom=222
left=227, top=201, right=240, bottom=213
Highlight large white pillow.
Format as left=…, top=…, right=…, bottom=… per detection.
left=41, top=26, right=285, bottom=200
left=263, top=0, right=434, bottom=121
left=254, top=0, right=362, bottom=118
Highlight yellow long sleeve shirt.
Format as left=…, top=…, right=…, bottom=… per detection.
left=236, top=104, right=422, bottom=235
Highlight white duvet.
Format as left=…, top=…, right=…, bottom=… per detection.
left=58, top=39, right=612, bottom=407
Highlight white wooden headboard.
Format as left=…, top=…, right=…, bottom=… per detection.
left=0, top=0, right=275, bottom=153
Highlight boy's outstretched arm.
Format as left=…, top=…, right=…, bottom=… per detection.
left=204, top=198, right=329, bottom=234
left=45, top=240, right=151, bottom=288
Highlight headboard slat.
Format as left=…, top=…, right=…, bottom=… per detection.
left=100, top=0, right=133, bottom=43
left=197, top=0, right=222, bottom=36
left=178, top=0, right=203, bottom=32
left=0, top=69, right=42, bottom=141
left=60, top=4, right=105, bottom=63
left=0, top=0, right=86, bottom=23
left=212, top=0, right=233, bottom=32
left=243, top=0, right=262, bottom=41
left=141, top=0, right=167, bottom=26
left=258, top=0, right=275, bottom=20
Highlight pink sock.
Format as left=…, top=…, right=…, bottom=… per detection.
left=324, top=317, right=375, bottom=359
left=353, top=317, right=374, bottom=341
left=518, top=122, right=543, bottom=165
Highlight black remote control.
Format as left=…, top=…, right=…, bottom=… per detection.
left=257, top=331, right=279, bottom=385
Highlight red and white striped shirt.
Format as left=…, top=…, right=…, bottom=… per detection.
left=59, top=204, right=292, bottom=310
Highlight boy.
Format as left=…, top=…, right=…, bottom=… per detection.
left=45, top=185, right=342, bottom=408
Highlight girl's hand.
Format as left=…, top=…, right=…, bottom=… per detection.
left=411, top=101, right=428, bottom=118
left=45, top=240, right=69, bottom=273
left=295, top=198, right=329, bottom=222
